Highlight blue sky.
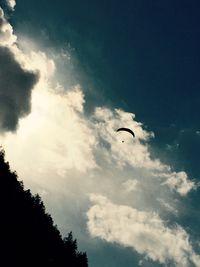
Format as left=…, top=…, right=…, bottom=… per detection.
left=0, top=1, right=200, bottom=267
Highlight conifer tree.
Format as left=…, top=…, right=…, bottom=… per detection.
left=0, top=148, right=88, bottom=266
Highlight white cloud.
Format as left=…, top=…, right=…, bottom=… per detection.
left=161, top=171, right=196, bottom=196
left=6, top=0, right=16, bottom=11
left=87, top=195, right=200, bottom=267
left=0, top=7, right=17, bottom=46
left=92, top=107, right=165, bottom=171
left=92, top=107, right=196, bottom=195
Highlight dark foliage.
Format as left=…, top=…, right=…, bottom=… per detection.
left=0, top=148, right=88, bottom=266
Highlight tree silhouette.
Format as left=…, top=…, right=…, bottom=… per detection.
left=0, top=148, right=88, bottom=266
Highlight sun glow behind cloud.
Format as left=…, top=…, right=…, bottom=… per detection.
left=0, top=3, right=200, bottom=267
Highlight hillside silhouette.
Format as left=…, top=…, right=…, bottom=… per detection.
left=0, top=148, right=88, bottom=266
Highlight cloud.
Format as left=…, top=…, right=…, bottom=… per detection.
left=0, top=46, right=38, bottom=132
left=157, top=198, right=178, bottom=215
left=2, top=82, right=97, bottom=177
left=92, top=107, right=164, bottom=170
left=0, top=7, right=39, bottom=132
left=6, top=0, right=16, bottom=11
left=122, top=179, right=138, bottom=193
left=87, top=195, right=200, bottom=267
left=0, top=7, right=16, bottom=46
left=161, top=171, right=196, bottom=196
left=196, top=131, right=200, bottom=136
left=92, top=107, right=196, bottom=196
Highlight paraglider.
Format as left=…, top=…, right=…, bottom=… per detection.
left=116, top=128, right=135, bottom=142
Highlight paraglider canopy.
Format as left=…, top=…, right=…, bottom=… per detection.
left=116, top=128, right=135, bottom=142
left=116, top=128, right=135, bottom=137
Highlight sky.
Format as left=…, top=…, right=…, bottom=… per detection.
left=0, top=1, right=200, bottom=266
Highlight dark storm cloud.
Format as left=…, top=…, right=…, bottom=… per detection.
left=0, top=46, right=39, bottom=132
